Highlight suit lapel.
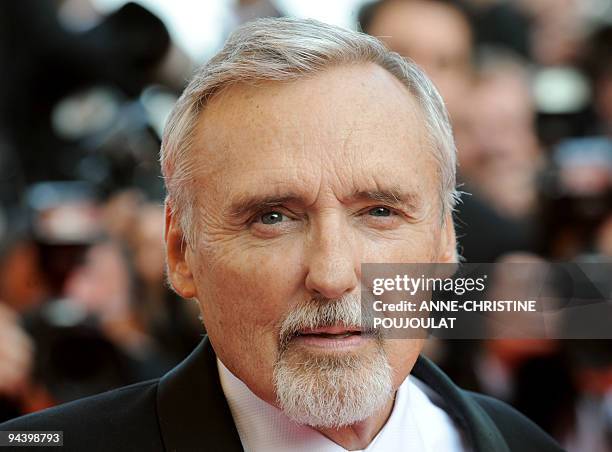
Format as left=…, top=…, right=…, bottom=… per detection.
left=157, top=337, right=243, bottom=452
left=412, top=355, right=511, bottom=452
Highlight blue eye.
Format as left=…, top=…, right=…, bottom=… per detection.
left=368, top=207, right=392, bottom=217
left=260, top=211, right=285, bottom=224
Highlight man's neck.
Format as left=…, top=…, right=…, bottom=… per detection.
left=314, top=395, right=397, bottom=450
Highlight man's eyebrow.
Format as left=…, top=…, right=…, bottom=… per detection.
left=347, top=189, right=423, bottom=211
left=228, top=193, right=303, bottom=218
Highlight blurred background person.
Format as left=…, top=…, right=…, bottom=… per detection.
left=584, top=25, right=612, bottom=138
left=0, top=304, right=35, bottom=422
left=458, top=51, right=542, bottom=221
left=359, top=0, right=473, bottom=121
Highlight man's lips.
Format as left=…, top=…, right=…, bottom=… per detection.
left=296, top=325, right=363, bottom=337
left=288, top=325, right=373, bottom=348
left=289, top=325, right=370, bottom=350
left=298, top=326, right=362, bottom=334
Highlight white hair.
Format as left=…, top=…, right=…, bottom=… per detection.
left=273, top=294, right=394, bottom=428
left=160, top=17, right=459, bottom=247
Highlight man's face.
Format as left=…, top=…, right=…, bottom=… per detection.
left=366, top=0, right=473, bottom=118
left=166, top=63, right=455, bottom=423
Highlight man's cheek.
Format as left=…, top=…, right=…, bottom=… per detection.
left=363, top=232, right=438, bottom=263
left=206, top=262, right=290, bottom=323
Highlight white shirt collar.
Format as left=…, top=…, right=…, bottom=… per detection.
left=217, top=358, right=466, bottom=452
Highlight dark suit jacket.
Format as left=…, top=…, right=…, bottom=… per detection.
left=0, top=338, right=564, bottom=451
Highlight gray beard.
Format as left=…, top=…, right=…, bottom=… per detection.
left=272, top=295, right=394, bottom=429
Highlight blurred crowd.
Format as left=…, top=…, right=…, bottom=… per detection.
left=0, top=0, right=611, bottom=451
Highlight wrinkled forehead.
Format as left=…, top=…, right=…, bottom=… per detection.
left=188, top=63, right=437, bottom=204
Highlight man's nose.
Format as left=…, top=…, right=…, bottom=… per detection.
left=304, top=221, right=360, bottom=299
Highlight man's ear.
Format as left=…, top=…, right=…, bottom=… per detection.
left=164, top=200, right=197, bottom=299
left=434, top=212, right=459, bottom=279
left=439, top=211, right=458, bottom=264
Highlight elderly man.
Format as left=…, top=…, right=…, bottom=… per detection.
left=0, top=18, right=562, bottom=452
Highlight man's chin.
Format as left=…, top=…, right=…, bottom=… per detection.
left=273, top=338, right=393, bottom=429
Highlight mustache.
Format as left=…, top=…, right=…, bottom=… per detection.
left=278, top=293, right=379, bottom=351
